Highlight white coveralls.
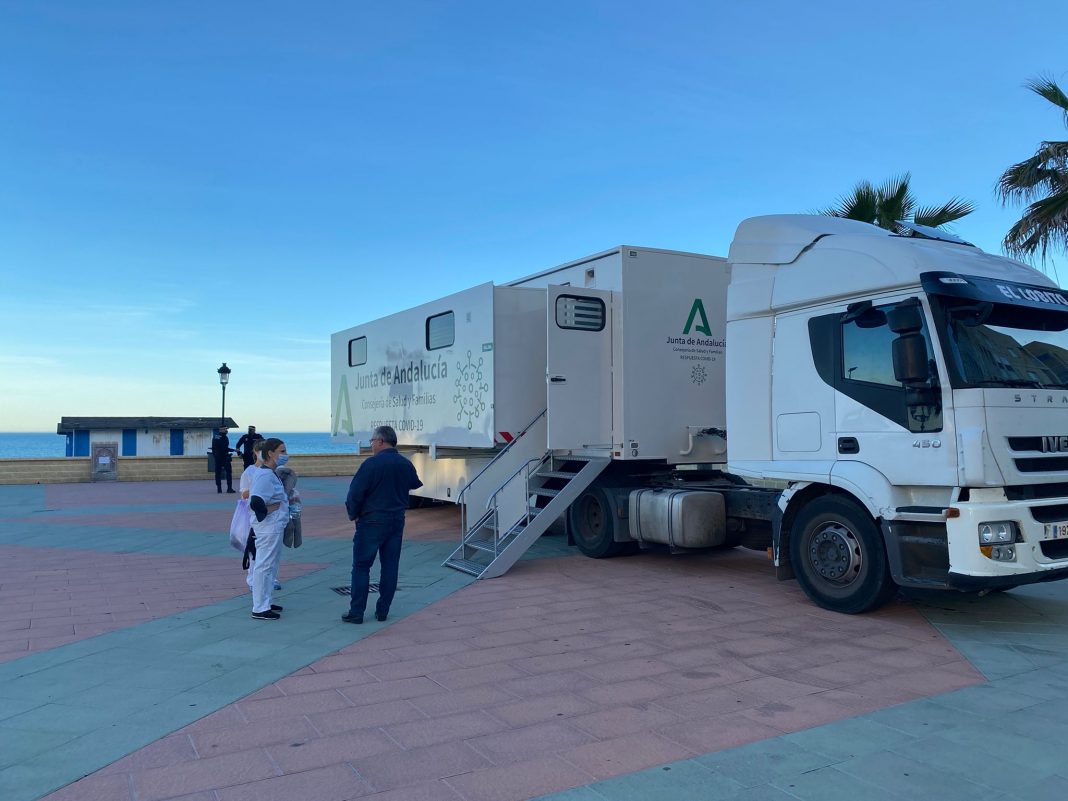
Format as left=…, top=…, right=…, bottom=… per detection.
left=239, top=464, right=258, bottom=590
left=249, top=466, right=289, bottom=614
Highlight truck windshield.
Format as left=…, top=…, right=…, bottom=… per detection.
left=936, top=298, right=1068, bottom=389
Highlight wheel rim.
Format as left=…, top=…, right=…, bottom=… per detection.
left=576, top=495, right=605, bottom=543
left=806, top=522, right=862, bottom=586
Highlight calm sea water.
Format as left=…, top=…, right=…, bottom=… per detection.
left=0, top=432, right=357, bottom=459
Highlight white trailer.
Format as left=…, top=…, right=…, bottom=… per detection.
left=331, top=217, right=1068, bottom=613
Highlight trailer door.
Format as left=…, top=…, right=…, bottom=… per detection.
left=547, top=286, right=613, bottom=450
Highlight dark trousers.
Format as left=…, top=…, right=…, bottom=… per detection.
left=349, top=512, right=405, bottom=618
left=214, top=456, right=233, bottom=491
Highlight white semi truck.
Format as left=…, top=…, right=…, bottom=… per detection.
left=331, top=215, right=1068, bottom=613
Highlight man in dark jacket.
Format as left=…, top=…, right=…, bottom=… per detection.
left=211, top=426, right=236, bottom=494
left=235, top=425, right=264, bottom=469
left=342, top=425, right=422, bottom=624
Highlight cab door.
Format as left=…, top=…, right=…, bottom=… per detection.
left=546, top=286, right=613, bottom=450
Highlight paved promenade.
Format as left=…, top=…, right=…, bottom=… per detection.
left=0, top=478, right=1066, bottom=800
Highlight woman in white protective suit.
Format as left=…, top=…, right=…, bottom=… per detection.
left=248, top=438, right=289, bottom=620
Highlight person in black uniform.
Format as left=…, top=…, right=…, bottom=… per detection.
left=236, top=425, right=265, bottom=469
left=342, top=425, right=422, bottom=624
left=211, top=426, right=236, bottom=494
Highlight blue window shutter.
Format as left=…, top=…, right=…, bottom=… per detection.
left=74, top=431, right=90, bottom=457
left=170, top=429, right=183, bottom=455
left=122, top=429, right=137, bottom=456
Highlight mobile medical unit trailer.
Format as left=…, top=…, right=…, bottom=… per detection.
left=333, top=217, right=1068, bottom=614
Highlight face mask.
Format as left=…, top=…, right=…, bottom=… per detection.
left=275, top=453, right=289, bottom=467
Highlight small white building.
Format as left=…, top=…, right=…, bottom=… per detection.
left=57, top=417, right=239, bottom=457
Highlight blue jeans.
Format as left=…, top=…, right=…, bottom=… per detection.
left=350, top=512, right=405, bottom=618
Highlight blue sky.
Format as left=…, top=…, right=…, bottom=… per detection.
left=1, top=1, right=1066, bottom=432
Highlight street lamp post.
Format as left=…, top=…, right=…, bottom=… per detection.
left=217, top=363, right=231, bottom=425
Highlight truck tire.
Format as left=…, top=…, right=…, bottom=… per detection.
left=570, top=485, right=625, bottom=558
left=789, top=496, right=896, bottom=614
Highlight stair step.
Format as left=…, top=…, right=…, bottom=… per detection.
left=531, top=487, right=560, bottom=497
left=538, top=471, right=579, bottom=480
left=444, top=558, right=486, bottom=576
left=465, top=535, right=497, bottom=554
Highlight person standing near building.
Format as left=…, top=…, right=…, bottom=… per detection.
left=248, top=438, right=289, bottom=620
left=236, top=425, right=264, bottom=469
left=342, top=425, right=422, bottom=624
left=211, top=426, right=236, bottom=494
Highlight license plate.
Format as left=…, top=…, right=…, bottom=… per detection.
left=1043, top=522, right=1068, bottom=540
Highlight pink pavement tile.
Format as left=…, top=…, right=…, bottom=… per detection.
left=383, top=710, right=509, bottom=749
left=424, top=662, right=529, bottom=691
left=487, top=692, right=600, bottom=727
left=409, top=686, right=520, bottom=717
left=266, top=727, right=401, bottom=773
left=189, top=716, right=321, bottom=758
left=351, top=741, right=491, bottom=791
left=732, top=675, right=830, bottom=704
left=238, top=689, right=353, bottom=722
left=308, top=698, right=428, bottom=736
left=657, top=710, right=786, bottom=753
left=580, top=677, right=677, bottom=706
left=131, top=749, right=279, bottom=801
left=176, top=704, right=249, bottom=734
left=338, top=676, right=446, bottom=706
left=465, top=720, right=595, bottom=766
left=562, top=732, right=694, bottom=779
left=41, top=771, right=132, bottom=801
left=214, top=763, right=373, bottom=801
left=569, top=703, right=684, bottom=739
left=577, top=655, right=675, bottom=683
left=274, top=667, right=379, bottom=695
left=361, top=779, right=463, bottom=801
left=97, top=734, right=197, bottom=775
left=365, top=655, right=462, bottom=681
left=442, top=755, right=594, bottom=801
left=740, top=692, right=867, bottom=731
left=655, top=685, right=756, bottom=719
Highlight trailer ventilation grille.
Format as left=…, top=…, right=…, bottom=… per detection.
left=331, top=584, right=380, bottom=595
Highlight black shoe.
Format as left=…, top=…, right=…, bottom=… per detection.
left=217, top=488, right=222, bottom=493
left=270, top=604, right=283, bottom=612
left=227, top=488, right=236, bottom=494
left=252, top=610, right=281, bottom=620
left=341, top=612, right=364, bottom=624
left=375, top=612, right=388, bottom=622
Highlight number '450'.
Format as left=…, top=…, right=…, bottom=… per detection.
left=912, top=439, right=942, bottom=448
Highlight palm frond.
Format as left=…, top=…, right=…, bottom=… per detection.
left=1026, top=75, right=1068, bottom=125
left=827, top=181, right=879, bottom=223
left=913, top=198, right=976, bottom=227
left=876, top=173, right=915, bottom=231
left=1003, top=191, right=1068, bottom=261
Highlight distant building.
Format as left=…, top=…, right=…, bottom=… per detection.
left=56, top=417, right=239, bottom=457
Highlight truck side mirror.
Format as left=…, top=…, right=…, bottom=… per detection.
left=886, top=302, right=924, bottom=334
left=892, top=333, right=930, bottom=384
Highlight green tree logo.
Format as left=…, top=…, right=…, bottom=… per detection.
left=683, top=299, right=711, bottom=336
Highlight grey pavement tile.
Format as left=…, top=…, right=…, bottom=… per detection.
left=779, top=716, right=915, bottom=761
left=530, top=787, right=605, bottom=801
left=937, top=725, right=1068, bottom=776
left=693, top=737, right=837, bottom=787
left=586, top=759, right=743, bottom=801
left=889, top=734, right=1055, bottom=793
left=0, top=727, right=79, bottom=770
left=0, top=702, right=130, bottom=734
left=834, top=750, right=1002, bottom=801
left=862, top=698, right=989, bottom=737
left=1004, top=774, right=1068, bottom=801
left=928, top=683, right=1046, bottom=717
left=769, top=765, right=904, bottom=801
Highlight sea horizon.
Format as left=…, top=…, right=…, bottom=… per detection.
left=0, top=432, right=356, bottom=459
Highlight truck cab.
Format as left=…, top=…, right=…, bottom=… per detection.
left=727, top=215, right=1068, bottom=611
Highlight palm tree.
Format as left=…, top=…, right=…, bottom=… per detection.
left=996, top=76, right=1068, bottom=261
left=819, top=173, right=974, bottom=234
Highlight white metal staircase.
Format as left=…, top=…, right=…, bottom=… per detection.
left=444, top=410, right=609, bottom=579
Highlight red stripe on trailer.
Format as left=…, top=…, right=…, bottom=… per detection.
left=499, top=432, right=514, bottom=443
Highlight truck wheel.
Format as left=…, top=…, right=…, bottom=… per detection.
left=790, top=496, right=896, bottom=614
left=570, top=486, right=624, bottom=558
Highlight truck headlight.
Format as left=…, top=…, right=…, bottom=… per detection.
left=979, top=521, right=1017, bottom=544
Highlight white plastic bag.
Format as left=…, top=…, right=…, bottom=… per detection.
left=229, top=498, right=252, bottom=552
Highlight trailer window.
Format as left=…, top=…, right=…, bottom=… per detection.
left=426, top=311, right=455, bottom=350
left=556, top=295, right=605, bottom=331
left=348, top=337, right=367, bottom=367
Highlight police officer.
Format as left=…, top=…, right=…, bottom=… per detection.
left=236, top=425, right=265, bottom=469
left=211, top=426, right=236, bottom=494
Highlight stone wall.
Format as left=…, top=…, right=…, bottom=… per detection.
left=0, top=454, right=367, bottom=485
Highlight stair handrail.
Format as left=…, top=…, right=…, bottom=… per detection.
left=456, top=407, right=547, bottom=508
left=484, top=452, right=549, bottom=511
